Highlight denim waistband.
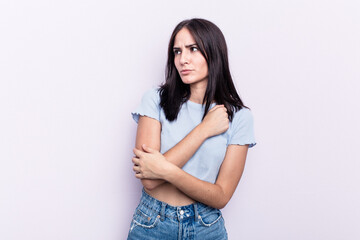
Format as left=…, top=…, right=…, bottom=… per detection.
left=138, top=188, right=218, bottom=222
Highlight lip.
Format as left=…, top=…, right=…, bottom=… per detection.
left=181, top=69, right=193, bottom=74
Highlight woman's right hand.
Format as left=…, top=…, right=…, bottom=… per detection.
left=200, top=105, right=229, bottom=138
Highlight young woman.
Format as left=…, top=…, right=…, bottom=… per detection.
left=128, top=18, right=256, bottom=239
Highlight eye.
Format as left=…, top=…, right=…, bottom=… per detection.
left=190, top=47, right=198, bottom=52
left=173, top=49, right=181, bottom=55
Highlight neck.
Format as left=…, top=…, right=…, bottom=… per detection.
left=189, top=81, right=208, bottom=104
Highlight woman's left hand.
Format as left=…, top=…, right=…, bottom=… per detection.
left=132, top=144, right=174, bottom=180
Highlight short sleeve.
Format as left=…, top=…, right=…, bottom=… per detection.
left=131, top=88, right=161, bottom=123
left=228, top=108, right=256, bottom=148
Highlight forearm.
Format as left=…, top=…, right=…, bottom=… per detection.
left=141, top=124, right=208, bottom=189
left=163, top=165, right=228, bottom=209
left=136, top=105, right=229, bottom=190
left=134, top=145, right=247, bottom=209
left=164, top=123, right=208, bottom=167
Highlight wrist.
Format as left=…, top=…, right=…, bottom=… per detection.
left=196, top=123, right=210, bottom=139
left=162, top=163, right=179, bottom=182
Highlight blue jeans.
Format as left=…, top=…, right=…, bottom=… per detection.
left=127, top=189, right=228, bottom=240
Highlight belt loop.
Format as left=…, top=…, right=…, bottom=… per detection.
left=160, top=202, right=166, bottom=221
left=193, top=203, right=199, bottom=222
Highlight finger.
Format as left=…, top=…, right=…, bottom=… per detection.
left=208, top=105, right=220, bottom=113
left=211, top=104, right=223, bottom=111
left=216, top=105, right=227, bottom=111
left=133, top=148, right=143, bottom=157
left=142, top=144, right=155, bottom=153
left=132, top=157, right=140, bottom=165
left=135, top=172, right=143, bottom=179
left=216, top=105, right=226, bottom=111
left=133, top=165, right=140, bottom=173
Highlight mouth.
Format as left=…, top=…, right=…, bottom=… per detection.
left=181, top=69, right=193, bottom=74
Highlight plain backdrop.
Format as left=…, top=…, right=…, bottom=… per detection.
left=1, top=0, right=360, bottom=239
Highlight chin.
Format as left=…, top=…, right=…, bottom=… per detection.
left=180, top=78, right=194, bottom=85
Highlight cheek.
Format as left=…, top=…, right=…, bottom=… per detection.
left=174, top=58, right=181, bottom=71
left=200, top=61, right=208, bottom=76
left=195, top=56, right=208, bottom=74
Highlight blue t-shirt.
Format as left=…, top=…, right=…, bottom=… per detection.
left=132, top=88, right=256, bottom=183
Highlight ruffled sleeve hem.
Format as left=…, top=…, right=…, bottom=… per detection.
left=227, top=142, right=257, bottom=148
left=131, top=87, right=161, bottom=124
left=131, top=112, right=160, bottom=123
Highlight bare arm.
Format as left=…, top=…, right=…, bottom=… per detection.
left=135, top=105, right=228, bottom=190
left=133, top=144, right=248, bottom=209
left=135, top=116, right=207, bottom=190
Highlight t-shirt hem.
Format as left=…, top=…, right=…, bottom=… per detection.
left=131, top=112, right=160, bottom=123
left=226, top=142, right=257, bottom=148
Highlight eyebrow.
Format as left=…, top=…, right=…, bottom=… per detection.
left=173, top=43, right=198, bottom=49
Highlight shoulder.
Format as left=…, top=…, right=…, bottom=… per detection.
left=228, top=107, right=256, bottom=147
left=141, top=87, right=161, bottom=103
left=232, top=107, right=254, bottom=124
left=131, top=87, right=162, bottom=123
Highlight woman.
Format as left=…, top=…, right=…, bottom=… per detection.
left=128, top=18, right=256, bottom=239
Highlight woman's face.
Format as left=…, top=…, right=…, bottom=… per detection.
left=173, top=28, right=208, bottom=86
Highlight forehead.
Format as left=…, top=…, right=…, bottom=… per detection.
left=173, top=28, right=196, bottom=47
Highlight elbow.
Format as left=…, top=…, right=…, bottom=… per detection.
left=141, top=179, right=159, bottom=191
left=215, top=201, right=228, bottom=210
left=214, top=196, right=231, bottom=209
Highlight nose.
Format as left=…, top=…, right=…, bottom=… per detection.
left=179, top=51, right=189, bottom=65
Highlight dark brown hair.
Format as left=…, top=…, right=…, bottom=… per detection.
left=159, top=18, right=247, bottom=121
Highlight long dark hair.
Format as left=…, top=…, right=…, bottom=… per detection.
left=159, top=18, right=247, bottom=122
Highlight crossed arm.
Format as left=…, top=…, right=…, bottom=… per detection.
left=133, top=106, right=248, bottom=209
left=134, top=116, right=209, bottom=190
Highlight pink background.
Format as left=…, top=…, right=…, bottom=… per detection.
left=1, top=0, right=359, bottom=239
